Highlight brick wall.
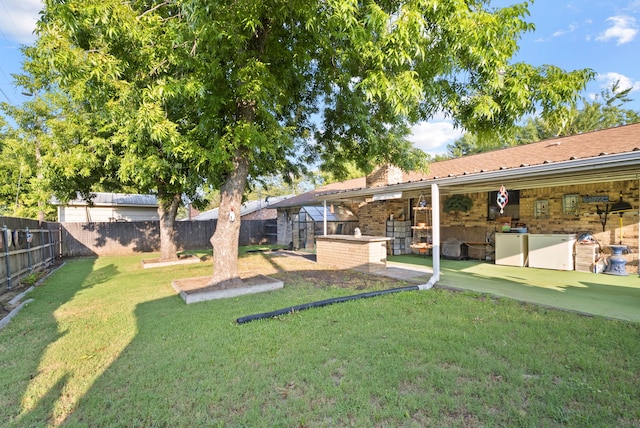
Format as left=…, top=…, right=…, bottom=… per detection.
left=438, top=181, right=637, bottom=243
left=358, top=200, right=407, bottom=236
left=358, top=180, right=638, bottom=271
left=316, top=237, right=389, bottom=272
left=366, top=164, right=403, bottom=188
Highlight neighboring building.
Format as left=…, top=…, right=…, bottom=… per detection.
left=188, top=196, right=293, bottom=221
left=274, top=123, right=640, bottom=273
left=54, top=193, right=159, bottom=223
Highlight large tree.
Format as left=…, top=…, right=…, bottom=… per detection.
left=27, top=0, right=593, bottom=286
left=22, top=0, right=209, bottom=260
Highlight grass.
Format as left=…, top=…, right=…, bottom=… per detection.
left=0, top=250, right=639, bottom=427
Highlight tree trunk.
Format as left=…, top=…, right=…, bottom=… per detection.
left=208, top=152, right=249, bottom=287
left=157, top=193, right=181, bottom=260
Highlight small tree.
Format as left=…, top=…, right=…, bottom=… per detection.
left=0, top=93, right=61, bottom=221
left=443, top=195, right=474, bottom=214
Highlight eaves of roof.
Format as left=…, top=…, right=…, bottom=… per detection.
left=53, top=192, right=158, bottom=207
left=316, top=123, right=640, bottom=200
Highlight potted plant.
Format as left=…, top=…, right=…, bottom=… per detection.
left=443, top=195, right=473, bottom=221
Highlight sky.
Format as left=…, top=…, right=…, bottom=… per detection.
left=1, top=0, right=639, bottom=156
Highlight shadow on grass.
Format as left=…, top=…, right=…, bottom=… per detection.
left=6, top=251, right=640, bottom=426
left=0, top=258, right=99, bottom=426
left=28, top=253, right=640, bottom=426
left=3, top=250, right=410, bottom=426
left=48, top=274, right=419, bottom=425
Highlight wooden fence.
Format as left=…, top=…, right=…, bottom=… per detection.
left=60, top=219, right=276, bottom=257
left=0, top=217, right=59, bottom=291
left=1, top=216, right=276, bottom=292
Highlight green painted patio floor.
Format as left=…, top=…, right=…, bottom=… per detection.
left=389, top=255, right=640, bottom=323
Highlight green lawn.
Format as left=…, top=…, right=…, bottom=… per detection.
left=1, top=251, right=639, bottom=427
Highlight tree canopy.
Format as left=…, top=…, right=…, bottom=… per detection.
left=447, top=81, right=640, bottom=157
left=0, top=92, right=65, bottom=220
left=19, top=0, right=594, bottom=284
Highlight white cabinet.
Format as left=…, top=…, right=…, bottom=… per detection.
left=495, top=233, right=529, bottom=267
left=528, top=234, right=576, bottom=271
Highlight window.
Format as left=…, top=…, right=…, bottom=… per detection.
left=563, top=194, right=579, bottom=216
left=488, top=190, right=520, bottom=220
left=534, top=199, right=549, bottom=219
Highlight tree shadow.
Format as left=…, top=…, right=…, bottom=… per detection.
left=61, top=219, right=270, bottom=257
left=33, top=252, right=417, bottom=425
left=4, top=251, right=639, bottom=426
left=77, top=222, right=159, bottom=254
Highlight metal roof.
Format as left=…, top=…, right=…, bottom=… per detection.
left=52, top=192, right=158, bottom=207
left=299, top=205, right=358, bottom=222
left=189, top=195, right=294, bottom=220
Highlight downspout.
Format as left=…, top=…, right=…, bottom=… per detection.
left=637, top=175, right=639, bottom=275
left=418, top=183, right=440, bottom=290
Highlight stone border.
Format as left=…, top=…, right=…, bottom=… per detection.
left=142, top=254, right=203, bottom=269
left=0, top=299, right=34, bottom=330
left=0, top=262, right=66, bottom=330
left=172, top=275, right=284, bottom=304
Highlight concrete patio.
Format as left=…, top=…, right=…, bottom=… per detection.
left=383, top=255, right=640, bottom=323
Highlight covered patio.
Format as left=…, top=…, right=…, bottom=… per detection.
left=308, top=129, right=640, bottom=322
left=315, top=141, right=640, bottom=284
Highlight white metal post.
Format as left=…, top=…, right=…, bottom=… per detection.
left=323, top=200, right=327, bottom=236
left=431, top=183, right=440, bottom=281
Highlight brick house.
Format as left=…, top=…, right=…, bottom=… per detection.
left=275, top=123, right=640, bottom=274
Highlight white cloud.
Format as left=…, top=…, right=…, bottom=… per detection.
left=597, top=72, right=640, bottom=93
left=552, top=23, right=578, bottom=38
left=596, top=16, right=638, bottom=45
left=0, top=0, right=43, bottom=45
left=408, top=121, right=463, bottom=156
left=626, top=1, right=640, bottom=13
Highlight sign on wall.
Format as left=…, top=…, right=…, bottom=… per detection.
left=582, top=196, right=609, bottom=203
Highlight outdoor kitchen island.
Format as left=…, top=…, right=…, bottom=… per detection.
left=316, top=234, right=392, bottom=273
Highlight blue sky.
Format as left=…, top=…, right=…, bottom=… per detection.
left=1, top=0, right=639, bottom=155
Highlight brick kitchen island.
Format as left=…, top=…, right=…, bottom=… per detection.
left=316, top=234, right=392, bottom=273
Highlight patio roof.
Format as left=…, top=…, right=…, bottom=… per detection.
left=308, top=123, right=640, bottom=286
left=299, top=205, right=357, bottom=222
left=317, top=123, right=640, bottom=201
left=269, top=177, right=366, bottom=209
